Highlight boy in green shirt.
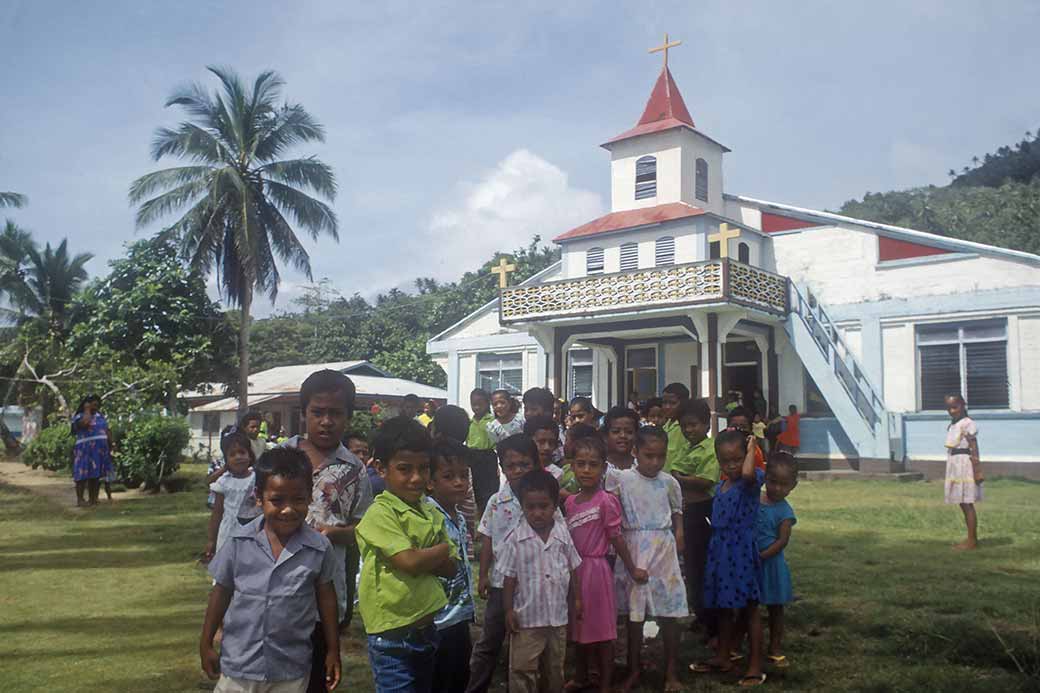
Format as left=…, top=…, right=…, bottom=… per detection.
left=356, top=417, right=458, bottom=691
left=467, top=388, right=498, bottom=513
left=660, top=382, right=691, bottom=475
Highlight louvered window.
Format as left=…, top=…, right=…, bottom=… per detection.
left=655, top=236, right=675, bottom=266
left=569, top=349, right=594, bottom=399
left=586, top=247, right=605, bottom=275
left=635, top=156, right=657, bottom=200
left=620, top=242, right=639, bottom=271
left=695, top=158, right=709, bottom=201
left=478, top=354, right=523, bottom=394
left=916, top=320, right=1008, bottom=410
left=738, top=242, right=750, bottom=264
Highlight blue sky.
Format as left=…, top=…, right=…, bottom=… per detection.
left=3, top=1, right=1039, bottom=315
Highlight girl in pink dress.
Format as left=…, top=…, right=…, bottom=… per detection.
left=565, top=435, right=645, bottom=693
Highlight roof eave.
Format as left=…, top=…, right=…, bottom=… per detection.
left=601, top=123, right=731, bottom=153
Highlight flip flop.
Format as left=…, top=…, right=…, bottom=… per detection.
left=738, top=673, right=767, bottom=688
left=689, top=661, right=733, bottom=674
left=767, top=654, right=789, bottom=669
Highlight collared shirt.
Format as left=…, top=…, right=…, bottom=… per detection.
left=282, top=436, right=373, bottom=619
left=498, top=519, right=581, bottom=628
left=487, top=415, right=525, bottom=444
left=209, top=518, right=337, bottom=682
left=424, top=497, right=475, bottom=630
left=467, top=412, right=495, bottom=450
left=356, top=491, right=453, bottom=634
left=667, top=435, right=720, bottom=496
left=477, top=484, right=564, bottom=588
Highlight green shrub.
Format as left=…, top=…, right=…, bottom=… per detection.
left=21, top=425, right=75, bottom=473
left=117, top=415, right=190, bottom=489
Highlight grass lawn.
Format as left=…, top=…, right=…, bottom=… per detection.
left=1, top=465, right=1038, bottom=692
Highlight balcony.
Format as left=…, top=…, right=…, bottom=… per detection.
left=499, top=258, right=789, bottom=323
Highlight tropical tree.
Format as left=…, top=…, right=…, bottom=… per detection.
left=129, top=66, right=338, bottom=414
left=0, top=192, right=27, bottom=209
left=0, top=221, right=35, bottom=313
left=13, top=238, right=92, bottom=333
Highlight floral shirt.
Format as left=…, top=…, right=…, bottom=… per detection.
left=425, top=497, right=475, bottom=630
left=487, top=415, right=526, bottom=444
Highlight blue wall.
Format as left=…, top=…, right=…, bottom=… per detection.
left=797, top=418, right=859, bottom=459
left=902, top=411, right=1040, bottom=461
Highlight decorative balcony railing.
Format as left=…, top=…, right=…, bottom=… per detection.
left=499, top=259, right=788, bottom=323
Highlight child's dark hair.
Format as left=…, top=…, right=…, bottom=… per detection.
left=517, top=469, right=560, bottom=504
left=727, top=406, right=752, bottom=424
left=403, top=393, right=420, bottom=405
left=255, top=447, right=312, bottom=495
left=603, top=405, right=640, bottom=431
left=470, top=388, right=490, bottom=402
left=344, top=432, right=368, bottom=447
left=496, top=433, right=538, bottom=465
left=372, top=417, right=431, bottom=465
left=569, top=396, right=594, bottom=413
left=220, top=429, right=256, bottom=463
left=676, top=398, right=712, bottom=425
left=491, top=389, right=512, bottom=400
left=523, top=414, right=559, bottom=438
left=430, top=438, right=468, bottom=477
left=572, top=435, right=606, bottom=460
left=714, top=427, right=749, bottom=456
left=522, top=387, right=555, bottom=412
left=71, top=394, right=102, bottom=433
left=566, top=422, right=598, bottom=443
left=766, top=451, right=799, bottom=477
left=635, top=425, right=668, bottom=449
left=946, top=393, right=968, bottom=413
left=640, top=397, right=663, bottom=417
left=300, top=369, right=356, bottom=416
left=432, top=405, right=470, bottom=443
left=239, top=411, right=263, bottom=427
left=663, top=382, right=690, bottom=401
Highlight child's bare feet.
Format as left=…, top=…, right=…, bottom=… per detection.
left=953, top=540, right=977, bottom=551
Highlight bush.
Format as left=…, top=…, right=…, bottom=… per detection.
left=117, top=415, right=190, bottom=489
left=21, top=425, right=75, bottom=473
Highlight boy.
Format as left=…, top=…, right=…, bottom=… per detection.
left=501, top=471, right=582, bottom=693
left=522, top=415, right=564, bottom=480
left=284, top=370, right=373, bottom=690
left=241, top=411, right=269, bottom=461
left=467, top=388, right=499, bottom=513
left=668, top=398, right=720, bottom=630
left=726, top=406, right=766, bottom=470
left=776, top=404, right=801, bottom=453
left=660, top=382, right=691, bottom=475
left=467, top=435, right=562, bottom=693
left=431, top=404, right=478, bottom=537
left=400, top=393, right=421, bottom=421
left=523, top=387, right=564, bottom=463
left=345, top=432, right=383, bottom=496
left=356, top=418, right=458, bottom=692
left=425, top=439, right=477, bottom=693
left=200, top=448, right=341, bottom=693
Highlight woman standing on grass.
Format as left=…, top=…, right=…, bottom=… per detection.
left=945, top=394, right=983, bottom=550
left=71, top=395, right=114, bottom=507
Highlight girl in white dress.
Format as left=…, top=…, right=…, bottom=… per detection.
left=203, top=430, right=257, bottom=561
left=944, top=394, right=983, bottom=551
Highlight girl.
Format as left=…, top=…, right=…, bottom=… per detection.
left=641, top=397, right=665, bottom=428
left=71, top=395, right=114, bottom=507
left=602, top=406, right=638, bottom=494
left=692, top=428, right=766, bottom=688
left=757, top=452, right=798, bottom=669
left=614, top=427, right=687, bottom=693
left=945, top=394, right=983, bottom=550
left=204, top=429, right=258, bottom=561
left=565, top=436, right=644, bottom=693
left=567, top=396, right=599, bottom=429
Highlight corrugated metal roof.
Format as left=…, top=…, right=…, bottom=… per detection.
left=553, top=202, right=707, bottom=242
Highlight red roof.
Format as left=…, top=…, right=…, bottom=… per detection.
left=554, top=202, right=707, bottom=242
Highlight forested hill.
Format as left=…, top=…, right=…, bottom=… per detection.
left=837, top=130, right=1040, bottom=256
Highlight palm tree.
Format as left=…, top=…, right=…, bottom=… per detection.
left=129, top=66, right=338, bottom=414
left=0, top=220, right=36, bottom=319
left=0, top=192, right=27, bottom=209
left=18, top=239, right=93, bottom=333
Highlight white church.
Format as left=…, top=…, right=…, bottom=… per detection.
left=426, top=50, right=1040, bottom=479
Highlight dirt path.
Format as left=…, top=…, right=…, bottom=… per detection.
left=0, top=459, right=109, bottom=510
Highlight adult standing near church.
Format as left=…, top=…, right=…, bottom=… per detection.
left=72, top=395, right=114, bottom=507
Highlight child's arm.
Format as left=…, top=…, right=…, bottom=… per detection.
left=503, top=575, right=520, bottom=633
left=609, top=534, right=648, bottom=583
left=199, top=584, right=232, bottom=680
left=205, top=465, right=227, bottom=485
left=319, top=525, right=357, bottom=546
left=570, top=568, right=583, bottom=625
left=477, top=530, right=493, bottom=598
left=316, top=581, right=341, bottom=691
left=967, top=432, right=984, bottom=483
left=741, top=436, right=758, bottom=484
left=204, top=494, right=224, bottom=560
left=672, top=512, right=684, bottom=557
left=387, top=543, right=455, bottom=578
left=759, top=518, right=794, bottom=560
left=671, top=471, right=714, bottom=494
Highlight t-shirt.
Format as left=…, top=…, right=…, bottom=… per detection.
left=752, top=422, right=767, bottom=439
left=467, top=413, right=495, bottom=451
left=665, top=435, right=720, bottom=498
left=777, top=414, right=800, bottom=447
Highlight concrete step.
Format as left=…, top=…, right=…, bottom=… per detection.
left=799, top=469, right=924, bottom=482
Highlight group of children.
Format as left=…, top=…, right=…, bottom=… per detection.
left=199, top=375, right=801, bottom=693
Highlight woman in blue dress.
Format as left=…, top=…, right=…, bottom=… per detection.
left=72, top=395, right=114, bottom=506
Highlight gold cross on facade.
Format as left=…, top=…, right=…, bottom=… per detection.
left=490, top=257, right=516, bottom=289
left=649, top=33, right=682, bottom=69
left=709, top=223, right=742, bottom=259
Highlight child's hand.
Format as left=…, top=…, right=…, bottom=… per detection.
left=203, top=542, right=216, bottom=562
left=506, top=609, right=520, bottom=634
left=324, top=650, right=341, bottom=690
left=573, top=598, right=583, bottom=623
left=478, top=575, right=490, bottom=599
left=630, top=567, right=649, bottom=584
left=199, top=643, right=220, bottom=680
left=974, top=469, right=985, bottom=484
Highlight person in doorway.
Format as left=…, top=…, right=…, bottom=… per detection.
left=944, top=394, right=983, bottom=550
left=752, top=388, right=768, bottom=420
left=71, top=395, right=114, bottom=507
left=775, top=405, right=801, bottom=454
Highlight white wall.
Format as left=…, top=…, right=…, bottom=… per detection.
left=561, top=217, right=706, bottom=278
left=881, top=323, right=916, bottom=412
left=1018, top=314, right=1040, bottom=410
left=663, top=340, right=699, bottom=391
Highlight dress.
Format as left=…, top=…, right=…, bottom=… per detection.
left=756, top=498, right=796, bottom=605
left=613, top=468, right=688, bottom=621
left=703, top=469, right=764, bottom=609
left=72, top=412, right=113, bottom=482
left=945, top=417, right=982, bottom=504
left=210, top=471, right=257, bottom=554
left=565, top=490, right=622, bottom=643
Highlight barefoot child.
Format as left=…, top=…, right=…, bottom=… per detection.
left=204, top=429, right=259, bottom=561
left=200, top=448, right=341, bottom=693
left=356, top=418, right=458, bottom=693
left=615, top=427, right=688, bottom=692
left=944, top=394, right=983, bottom=550
left=501, top=471, right=582, bottom=693
left=566, top=436, right=646, bottom=693
left=757, top=452, right=798, bottom=669
left=692, top=429, right=766, bottom=688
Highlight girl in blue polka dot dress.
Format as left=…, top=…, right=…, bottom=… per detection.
left=690, top=428, right=766, bottom=688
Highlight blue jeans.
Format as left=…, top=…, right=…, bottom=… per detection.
left=367, top=623, right=439, bottom=693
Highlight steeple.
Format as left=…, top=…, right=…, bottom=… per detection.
left=638, top=66, right=695, bottom=128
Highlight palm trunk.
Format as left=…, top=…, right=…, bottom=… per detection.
left=237, top=286, right=252, bottom=417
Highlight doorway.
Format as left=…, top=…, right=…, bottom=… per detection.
left=722, top=341, right=762, bottom=410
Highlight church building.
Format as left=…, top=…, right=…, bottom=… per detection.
left=426, top=45, right=1040, bottom=479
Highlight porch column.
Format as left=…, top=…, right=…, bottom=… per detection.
left=707, top=313, right=719, bottom=434
left=768, top=327, right=779, bottom=417
left=552, top=328, right=566, bottom=398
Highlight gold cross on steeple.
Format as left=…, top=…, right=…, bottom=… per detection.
left=490, top=257, right=516, bottom=289
left=649, top=33, right=682, bottom=69
left=709, top=223, right=742, bottom=259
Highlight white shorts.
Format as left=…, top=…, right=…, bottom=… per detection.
left=213, top=675, right=307, bottom=693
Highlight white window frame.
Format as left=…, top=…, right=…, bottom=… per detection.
left=655, top=236, right=675, bottom=267
left=625, top=344, right=659, bottom=399
left=695, top=157, right=709, bottom=202
left=476, top=352, right=524, bottom=395
left=620, top=242, right=639, bottom=272
left=915, top=319, right=1009, bottom=411
left=568, top=348, right=595, bottom=400
left=586, top=247, right=605, bottom=275
left=635, top=156, right=657, bottom=200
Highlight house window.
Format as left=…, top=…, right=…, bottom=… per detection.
left=738, top=242, right=750, bottom=264
left=655, top=236, right=675, bottom=266
left=695, top=158, right=709, bottom=202
left=916, top=319, right=1008, bottom=410
left=569, top=349, right=594, bottom=399
left=202, top=413, right=221, bottom=434
left=478, top=353, right=523, bottom=394
left=626, top=346, right=658, bottom=401
left=709, top=241, right=720, bottom=259
left=635, top=156, right=657, bottom=200
left=620, top=242, right=639, bottom=271
left=586, top=247, right=605, bottom=275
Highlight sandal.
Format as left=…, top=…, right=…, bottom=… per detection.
left=689, top=661, right=733, bottom=674
left=738, top=673, right=767, bottom=688
left=767, top=654, right=789, bottom=669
